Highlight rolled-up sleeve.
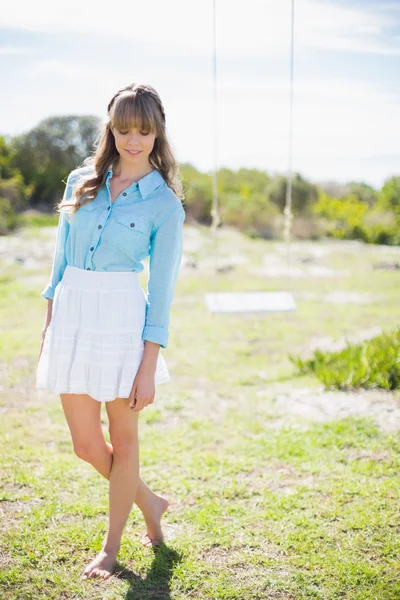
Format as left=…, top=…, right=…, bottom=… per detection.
left=40, top=172, right=75, bottom=300
left=142, top=203, right=186, bottom=349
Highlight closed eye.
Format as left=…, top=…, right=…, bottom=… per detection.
left=119, top=131, right=149, bottom=136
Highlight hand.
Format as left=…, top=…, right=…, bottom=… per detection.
left=38, top=328, right=48, bottom=363
left=129, top=364, right=156, bottom=411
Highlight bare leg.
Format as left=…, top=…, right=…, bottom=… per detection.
left=60, top=393, right=168, bottom=566
left=95, top=438, right=168, bottom=544
left=78, top=396, right=140, bottom=579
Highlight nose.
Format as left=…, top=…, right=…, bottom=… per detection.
left=127, top=132, right=140, bottom=146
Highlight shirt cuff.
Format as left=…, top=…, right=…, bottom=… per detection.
left=142, top=325, right=169, bottom=349
left=41, top=284, right=56, bottom=300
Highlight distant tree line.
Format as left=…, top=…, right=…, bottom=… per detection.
left=1, top=116, right=399, bottom=244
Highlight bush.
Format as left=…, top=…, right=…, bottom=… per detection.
left=0, top=196, right=18, bottom=234
left=290, top=328, right=400, bottom=391
left=312, top=191, right=369, bottom=239
left=219, top=191, right=281, bottom=239
left=312, top=190, right=400, bottom=245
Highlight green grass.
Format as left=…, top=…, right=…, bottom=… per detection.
left=290, top=328, right=400, bottom=391
left=17, top=210, right=59, bottom=228
left=1, top=226, right=400, bottom=599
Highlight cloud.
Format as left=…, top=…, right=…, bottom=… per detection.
left=296, top=0, right=400, bottom=56
left=1, top=0, right=399, bottom=57
left=0, top=45, right=39, bottom=56
left=176, top=75, right=399, bottom=186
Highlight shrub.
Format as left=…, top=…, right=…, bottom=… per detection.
left=290, top=328, right=400, bottom=391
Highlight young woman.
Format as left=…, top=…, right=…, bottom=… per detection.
left=36, top=83, right=186, bottom=580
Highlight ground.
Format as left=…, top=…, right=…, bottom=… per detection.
left=0, top=221, right=399, bottom=599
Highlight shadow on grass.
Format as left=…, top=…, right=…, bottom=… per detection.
left=111, top=543, right=182, bottom=599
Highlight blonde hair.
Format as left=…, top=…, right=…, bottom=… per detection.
left=57, top=83, right=184, bottom=217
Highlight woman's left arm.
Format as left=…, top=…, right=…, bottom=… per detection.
left=130, top=202, right=185, bottom=409
left=141, top=202, right=186, bottom=355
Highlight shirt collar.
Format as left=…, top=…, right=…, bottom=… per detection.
left=106, top=165, right=165, bottom=200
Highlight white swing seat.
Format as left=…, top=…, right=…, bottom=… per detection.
left=204, top=291, right=296, bottom=314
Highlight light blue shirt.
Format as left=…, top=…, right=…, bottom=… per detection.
left=41, top=165, right=186, bottom=349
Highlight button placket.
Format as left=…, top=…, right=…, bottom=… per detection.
left=86, top=205, right=111, bottom=270
left=85, top=175, right=142, bottom=270
left=106, top=174, right=140, bottom=206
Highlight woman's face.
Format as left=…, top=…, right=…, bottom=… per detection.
left=111, top=124, right=156, bottom=166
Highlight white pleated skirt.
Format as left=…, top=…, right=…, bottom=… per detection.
left=36, top=265, right=171, bottom=402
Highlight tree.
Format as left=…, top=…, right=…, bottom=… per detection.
left=266, top=173, right=319, bottom=214
left=346, top=181, right=378, bottom=206
left=9, top=115, right=101, bottom=208
left=378, top=176, right=400, bottom=216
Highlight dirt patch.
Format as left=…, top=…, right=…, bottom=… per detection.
left=235, top=466, right=326, bottom=496
left=0, top=228, right=55, bottom=270
left=345, top=449, right=392, bottom=462
left=0, top=496, right=44, bottom=530
left=324, top=291, right=379, bottom=304
left=259, top=383, right=400, bottom=432
left=306, top=326, right=383, bottom=355
left=0, top=550, right=14, bottom=570
left=198, top=546, right=295, bottom=598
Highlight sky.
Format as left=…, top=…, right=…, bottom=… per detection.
left=0, top=0, right=399, bottom=188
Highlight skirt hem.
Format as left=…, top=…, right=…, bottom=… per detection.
left=35, top=376, right=171, bottom=403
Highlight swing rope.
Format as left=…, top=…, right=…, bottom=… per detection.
left=209, top=0, right=295, bottom=289
left=283, top=0, right=295, bottom=278
left=210, top=0, right=221, bottom=281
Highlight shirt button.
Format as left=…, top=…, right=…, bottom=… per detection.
left=90, top=247, right=94, bottom=251
left=130, top=222, right=135, bottom=227
left=86, top=267, right=91, bottom=270
left=122, top=192, right=127, bottom=196
left=107, top=206, right=110, bottom=210
left=98, top=224, right=102, bottom=229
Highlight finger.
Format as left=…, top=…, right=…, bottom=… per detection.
left=129, top=397, right=137, bottom=409
left=131, top=399, right=143, bottom=412
left=130, top=394, right=141, bottom=410
left=129, top=386, right=137, bottom=408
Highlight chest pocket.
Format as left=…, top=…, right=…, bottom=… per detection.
left=71, top=201, right=97, bottom=229
left=112, top=214, right=151, bottom=258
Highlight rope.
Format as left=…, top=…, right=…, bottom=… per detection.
left=283, top=0, right=295, bottom=279
left=211, top=0, right=221, bottom=302
left=210, top=0, right=296, bottom=284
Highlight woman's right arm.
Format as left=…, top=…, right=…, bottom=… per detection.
left=38, top=297, right=53, bottom=361
left=40, top=171, right=76, bottom=330
left=40, top=209, right=71, bottom=305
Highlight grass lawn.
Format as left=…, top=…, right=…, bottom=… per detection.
left=1, top=221, right=400, bottom=599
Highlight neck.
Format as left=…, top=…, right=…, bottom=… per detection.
left=112, top=157, right=153, bottom=182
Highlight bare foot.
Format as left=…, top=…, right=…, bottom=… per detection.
left=82, top=547, right=118, bottom=580
left=140, top=494, right=169, bottom=547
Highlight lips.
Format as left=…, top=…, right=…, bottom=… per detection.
left=125, top=149, right=141, bottom=155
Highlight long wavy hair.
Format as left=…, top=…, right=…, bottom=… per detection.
left=57, top=83, right=184, bottom=218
